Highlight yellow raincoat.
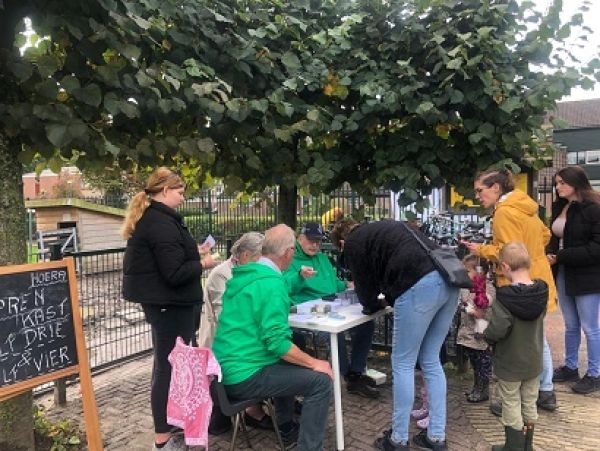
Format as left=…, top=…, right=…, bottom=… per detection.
left=476, top=189, right=557, bottom=312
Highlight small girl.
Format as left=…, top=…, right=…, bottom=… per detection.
left=457, top=255, right=495, bottom=402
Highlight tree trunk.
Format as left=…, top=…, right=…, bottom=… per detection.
left=0, top=133, right=35, bottom=451
left=277, top=184, right=298, bottom=229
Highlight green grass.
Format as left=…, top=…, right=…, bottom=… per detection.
left=28, top=244, right=39, bottom=263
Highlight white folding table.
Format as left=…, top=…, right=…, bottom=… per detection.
left=289, top=302, right=391, bottom=451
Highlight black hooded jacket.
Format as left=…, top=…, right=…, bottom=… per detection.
left=484, top=280, right=548, bottom=381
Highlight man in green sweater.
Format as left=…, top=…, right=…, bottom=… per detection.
left=213, top=224, right=333, bottom=451
left=284, top=222, right=379, bottom=398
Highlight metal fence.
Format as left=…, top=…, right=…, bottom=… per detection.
left=65, top=248, right=153, bottom=372
left=37, top=182, right=558, bottom=371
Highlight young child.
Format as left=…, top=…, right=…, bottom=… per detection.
left=457, top=255, right=495, bottom=402
left=484, top=242, right=548, bottom=451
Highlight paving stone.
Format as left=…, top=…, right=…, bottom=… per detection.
left=35, top=310, right=600, bottom=450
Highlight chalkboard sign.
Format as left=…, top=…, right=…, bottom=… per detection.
left=0, top=265, right=78, bottom=388
left=0, top=258, right=103, bottom=449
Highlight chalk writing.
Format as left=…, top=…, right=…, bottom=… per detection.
left=0, top=268, right=77, bottom=388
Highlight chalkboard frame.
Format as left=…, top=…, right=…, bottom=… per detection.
left=0, top=257, right=102, bottom=449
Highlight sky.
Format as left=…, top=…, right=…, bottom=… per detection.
left=533, top=0, right=600, bottom=102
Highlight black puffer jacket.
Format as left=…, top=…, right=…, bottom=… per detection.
left=342, top=220, right=436, bottom=312
left=122, top=200, right=202, bottom=306
left=546, top=198, right=600, bottom=296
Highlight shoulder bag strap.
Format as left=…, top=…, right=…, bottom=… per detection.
left=399, top=221, right=432, bottom=255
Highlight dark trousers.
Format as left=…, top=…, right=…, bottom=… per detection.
left=226, top=362, right=332, bottom=451
left=466, top=348, right=492, bottom=381
left=294, top=320, right=375, bottom=376
left=142, top=304, right=197, bottom=433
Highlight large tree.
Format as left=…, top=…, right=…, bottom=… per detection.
left=0, top=0, right=598, bottom=446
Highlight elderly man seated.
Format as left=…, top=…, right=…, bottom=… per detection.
left=284, top=222, right=379, bottom=398
left=212, top=224, right=333, bottom=450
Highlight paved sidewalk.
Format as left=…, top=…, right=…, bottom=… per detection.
left=38, top=310, right=600, bottom=450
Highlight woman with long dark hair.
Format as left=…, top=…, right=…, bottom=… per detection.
left=547, top=166, right=600, bottom=394
left=122, top=167, right=214, bottom=450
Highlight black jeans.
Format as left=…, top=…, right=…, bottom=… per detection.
left=142, top=304, right=197, bottom=433
left=226, top=362, right=332, bottom=451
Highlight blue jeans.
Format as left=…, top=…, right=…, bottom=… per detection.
left=391, top=271, right=459, bottom=443
left=540, top=336, right=554, bottom=391
left=556, top=266, right=600, bottom=377
left=225, top=362, right=332, bottom=451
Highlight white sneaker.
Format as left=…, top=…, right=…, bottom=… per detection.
left=152, top=434, right=187, bottom=451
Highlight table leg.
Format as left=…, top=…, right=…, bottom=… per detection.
left=330, top=332, right=344, bottom=450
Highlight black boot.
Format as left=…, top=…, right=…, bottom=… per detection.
left=524, top=423, right=534, bottom=451
left=466, top=373, right=480, bottom=399
left=536, top=390, right=557, bottom=411
left=491, top=426, right=526, bottom=451
left=467, top=376, right=489, bottom=403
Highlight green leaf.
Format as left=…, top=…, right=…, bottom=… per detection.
left=8, top=60, right=33, bottom=82
left=35, top=79, right=59, bottom=99
left=499, top=97, right=521, bottom=114
left=61, top=75, right=81, bottom=91
left=68, top=120, right=88, bottom=139
left=121, top=44, right=141, bottom=61
left=250, top=99, right=269, bottom=113
left=307, top=110, right=320, bottom=121
left=468, top=133, right=485, bottom=145
left=73, top=84, right=102, bottom=107
left=274, top=128, right=292, bottom=142
left=416, top=101, right=434, bottom=115
left=129, top=14, right=152, bottom=30
left=198, top=138, right=215, bottom=153
left=104, top=140, right=120, bottom=156
left=446, top=58, right=463, bottom=70
left=37, top=55, right=61, bottom=78
left=450, top=90, right=464, bottom=104
left=478, top=122, right=495, bottom=138
left=283, top=78, right=298, bottom=90
left=45, top=123, right=70, bottom=147
left=477, top=27, right=495, bottom=38
left=119, top=101, right=139, bottom=118
left=281, top=52, right=301, bottom=71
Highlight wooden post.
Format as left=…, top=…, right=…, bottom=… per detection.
left=50, top=243, right=67, bottom=406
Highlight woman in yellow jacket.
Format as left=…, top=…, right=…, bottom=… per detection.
left=462, top=168, right=558, bottom=414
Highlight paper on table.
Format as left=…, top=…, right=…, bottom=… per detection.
left=289, top=314, right=314, bottom=323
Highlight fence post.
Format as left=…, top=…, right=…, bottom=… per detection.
left=50, top=243, right=68, bottom=406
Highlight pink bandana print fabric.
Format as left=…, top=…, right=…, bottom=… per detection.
left=167, top=337, right=222, bottom=448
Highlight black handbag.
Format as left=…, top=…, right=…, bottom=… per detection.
left=401, top=222, right=473, bottom=289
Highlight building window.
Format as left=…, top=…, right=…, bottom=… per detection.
left=567, top=152, right=586, bottom=165
left=585, top=150, right=600, bottom=165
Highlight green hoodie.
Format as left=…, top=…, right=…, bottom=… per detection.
left=283, top=241, right=347, bottom=305
left=212, top=262, right=293, bottom=385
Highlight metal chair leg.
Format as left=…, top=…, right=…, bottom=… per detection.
left=240, top=413, right=253, bottom=449
left=265, top=399, right=286, bottom=450
left=230, top=413, right=241, bottom=451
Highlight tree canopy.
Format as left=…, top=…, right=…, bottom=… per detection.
left=0, top=0, right=598, bottom=446
left=2, top=0, right=599, bottom=210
